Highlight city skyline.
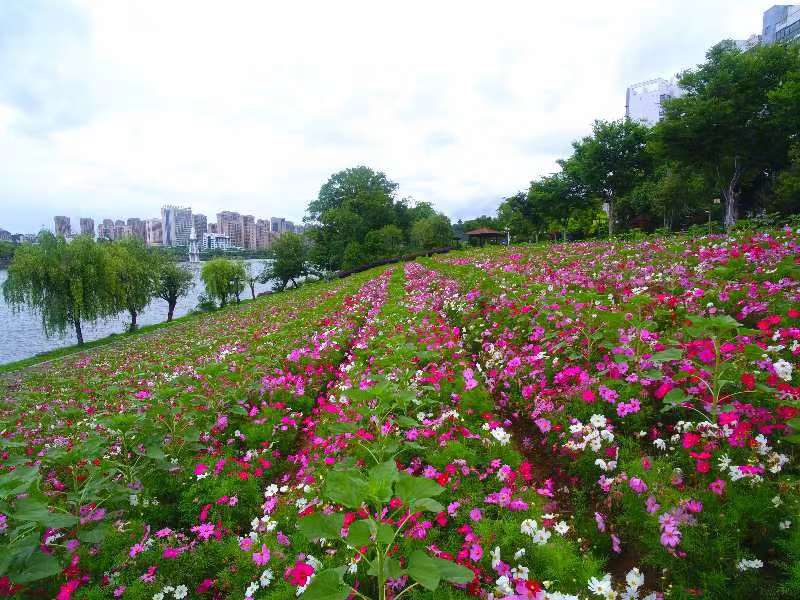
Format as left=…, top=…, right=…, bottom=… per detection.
left=0, top=2, right=765, bottom=234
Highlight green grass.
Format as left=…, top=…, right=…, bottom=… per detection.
left=0, top=296, right=263, bottom=374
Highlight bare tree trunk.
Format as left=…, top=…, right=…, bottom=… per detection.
left=722, top=156, right=742, bottom=233
left=128, top=309, right=137, bottom=332
left=74, top=318, right=84, bottom=345
left=250, top=283, right=256, bottom=300
left=607, top=198, right=614, bottom=237
left=167, top=298, right=176, bottom=322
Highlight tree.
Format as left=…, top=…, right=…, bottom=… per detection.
left=244, top=262, right=259, bottom=300
left=497, top=191, right=546, bottom=242
left=410, top=214, right=453, bottom=249
left=155, top=260, right=194, bottom=321
left=201, top=258, right=246, bottom=308
left=657, top=41, right=800, bottom=231
left=107, top=237, right=156, bottom=332
left=306, top=166, right=400, bottom=270
left=564, top=118, right=651, bottom=237
left=363, top=224, right=405, bottom=259
left=774, top=143, right=800, bottom=215
left=527, top=172, right=591, bottom=242
left=2, top=232, right=113, bottom=345
left=261, top=232, right=308, bottom=291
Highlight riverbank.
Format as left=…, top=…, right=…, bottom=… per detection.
left=0, top=297, right=259, bottom=374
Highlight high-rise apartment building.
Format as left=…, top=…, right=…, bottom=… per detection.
left=126, top=217, right=147, bottom=241
left=161, top=206, right=192, bottom=246
left=202, top=232, right=231, bottom=250
left=0, top=229, right=11, bottom=242
left=217, top=211, right=244, bottom=248
left=79, top=218, right=95, bottom=237
left=625, top=78, right=683, bottom=125
left=54, top=216, right=71, bottom=237
left=97, top=219, right=114, bottom=240
left=763, top=5, right=800, bottom=43
left=208, top=222, right=218, bottom=234
left=146, top=218, right=163, bottom=246
left=255, top=219, right=272, bottom=249
left=113, top=220, right=126, bottom=240
left=193, top=213, right=208, bottom=236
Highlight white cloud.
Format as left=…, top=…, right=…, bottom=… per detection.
left=0, top=0, right=763, bottom=232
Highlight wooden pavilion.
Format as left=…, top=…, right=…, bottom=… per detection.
left=465, top=227, right=506, bottom=246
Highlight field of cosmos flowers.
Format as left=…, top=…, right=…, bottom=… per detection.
left=1, top=228, right=800, bottom=600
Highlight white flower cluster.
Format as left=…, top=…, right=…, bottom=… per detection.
left=483, top=424, right=512, bottom=445
left=736, top=558, right=763, bottom=571
left=772, top=358, right=793, bottom=382
left=564, top=415, right=614, bottom=453
left=152, top=584, right=188, bottom=600
left=587, top=569, right=656, bottom=600
left=244, top=569, right=273, bottom=599
left=520, top=518, right=552, bottom=545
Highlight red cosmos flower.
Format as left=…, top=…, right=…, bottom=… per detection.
left=741, top=373, right=755, bottom=390
left=285, top=561, right=314, bottom=586
left=436, top=472, right=449, bottom=486
left=682, top=432, right=701, bottom=449
left=789, top=308, right=800, bottom=318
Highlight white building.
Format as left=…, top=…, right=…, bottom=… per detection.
left=763, top=5, right=800, bottom=43
left=202, top=232, right=231, bottom=251
left=625, top=78, right=684, bottom=126
left=161, top=206, right=192, bottom=247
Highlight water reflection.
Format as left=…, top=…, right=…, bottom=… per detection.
left=0, top=260, right=273, bottom=365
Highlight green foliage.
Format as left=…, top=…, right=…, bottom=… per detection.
left=106, top=236, right=157, bottom=331
left=2, top=232, right=116, bottom=344
left=200, top=257, right=246, bottom=307
left=261, top=232, right=308, bottom=291
left=155, top=259, right=194, bottom=321
left=410, top=214, right=453, bottom=250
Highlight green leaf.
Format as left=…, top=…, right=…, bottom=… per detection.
left=301, top=569, right=351, bottom=600
left=346, top=519, right=372, bottom=546
left=787, top=417, right=800, bottom=431
left=412, top=497, right=445, bottom=513
left=325, top=470, right=368, bottom=509
left=12, top=552, right=61, bottom=583
left=396, top=415, right=420, bottom=428
left=432, top=556, right=475, bottom=584
left=328, top=422, right=358, bottom=435
left=298, top=512, right=344, bottom=541
left=663, top=388, right=688, bottom=404
left=366, top=460, right=399, bottom=504
left=650, top=349, right=683, bottom=362
left=0, top=466, right=39, bottom=499
left=77, top=525, right=108, bottom=544
left=376, top=522, right=394, bottom=544
left=641, top=369, right=663, bottom=380
left=395, top=472, right=444, bottom=505
left=14, top=499, right=78, bottom=528
left=407, top=550, right=441, bottom=591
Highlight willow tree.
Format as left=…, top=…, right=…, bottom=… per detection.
left=155, top=259, right=194, bottom=321
left=107, top=237, right=157, bottom=332
left=2, top=232, right=113, bottom=345
left=200, top=258, right=245, bottom=308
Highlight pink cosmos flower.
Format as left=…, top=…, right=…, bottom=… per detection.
left=470, top=508, right=482, bottom=521
left=129, top=543, right=145, bottom=558
left=469, top=544, right=484, bottom=561
left=708, top=479, right=726, bottom=495
left=155, top=527, right=172, bottom=538
left=191, top=522, right=215, bottom=540
left=252, top=544, right=271, bottom=566
left=285, top=561, right=315, bottom=586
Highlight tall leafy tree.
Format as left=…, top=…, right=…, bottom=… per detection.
left=563, top=119, right=651, bottom=236
left=155, top=260, right=194, bottom=321
left=410, top=214, right=453, bottom=249
left=107, top=237, right=156, bottom=332
left=261, top=232, right=308, bottom=290
left=657, top=41, right=800, bottom=230
left=528, top=172, right=589, bottom=242
left=201, top=258, right=245, bottom=308
left=2, top=232, right=113, bottom=344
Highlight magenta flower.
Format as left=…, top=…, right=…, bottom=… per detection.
left=191, top=522, right=215, bottom=540
left=469, top=543, right=484, bottom=561
left=252, top=544, right=270, bottom=566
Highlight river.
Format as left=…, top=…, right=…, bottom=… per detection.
left=0, top=260, right=274, bottom=365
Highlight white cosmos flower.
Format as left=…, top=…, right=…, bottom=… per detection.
left=588, top=574, right=613, bottom=597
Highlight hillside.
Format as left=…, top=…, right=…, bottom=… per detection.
left=1, top=230, right=799, bottom=599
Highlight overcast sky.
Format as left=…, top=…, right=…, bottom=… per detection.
left=1, top=0, right=764, bottom=233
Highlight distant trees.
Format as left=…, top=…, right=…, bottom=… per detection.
left=305, top=166, right=453, bottom=271
left=2, top=232, right=113, bottom=344
left=410, top=214, right=453, bottom=249
left=155, top=260, right=194, bottom=321
left=201, top=258, right=246, bottom=308
left=261, top=232, right=309, bottom=291
left=657, top=40, right=800, bottom=230
left=107, top=237, right=155, bottom=332
left=496, top=40, right=800, bottom=240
